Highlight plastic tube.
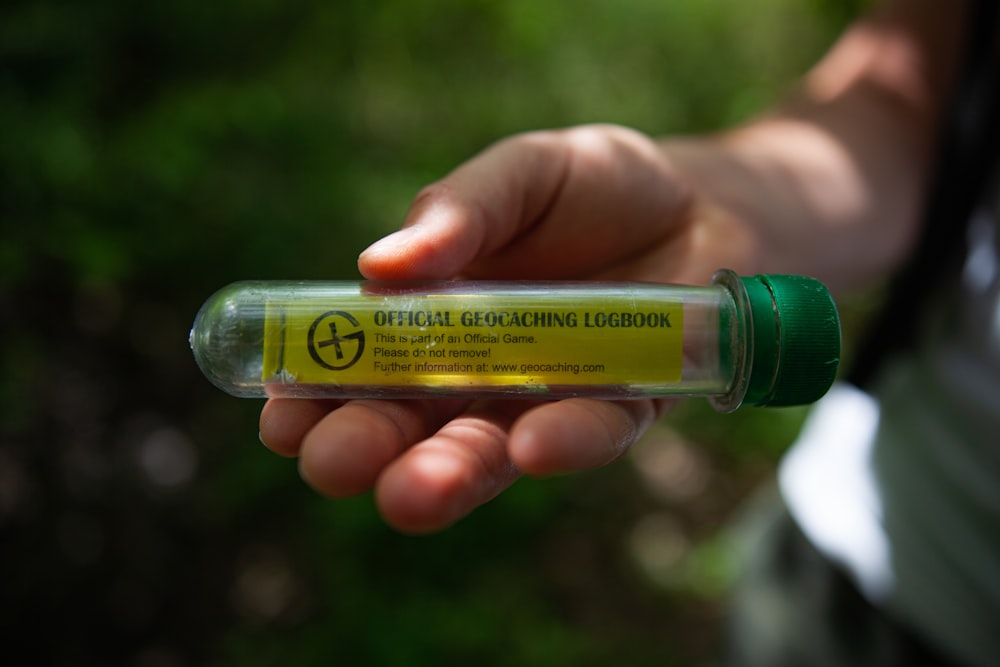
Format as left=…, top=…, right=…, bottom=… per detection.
left=189, top=270, right=840, bottom=412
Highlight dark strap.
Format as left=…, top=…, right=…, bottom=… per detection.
left=849, top=0, right=1000, bottom=387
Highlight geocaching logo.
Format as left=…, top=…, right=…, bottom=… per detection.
left=307, top=311, right=366, bottom=371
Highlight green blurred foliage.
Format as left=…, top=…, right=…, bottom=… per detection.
left=1, top=0, right=863, bottom=665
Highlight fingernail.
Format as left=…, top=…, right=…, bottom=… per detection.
left=359, top=226, right=420, bottom=261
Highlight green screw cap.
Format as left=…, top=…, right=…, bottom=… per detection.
left=741, top=274, right=841, bottom=407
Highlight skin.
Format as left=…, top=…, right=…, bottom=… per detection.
left=259, top=0, right=966, bottom=533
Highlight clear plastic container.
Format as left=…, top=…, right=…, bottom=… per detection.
left=189, top=270, right=840, bottom=411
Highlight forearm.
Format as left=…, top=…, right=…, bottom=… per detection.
left=661, top=0, right=966, bottom=292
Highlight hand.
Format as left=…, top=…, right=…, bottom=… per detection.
left=258, top=124, right=755, bottom=533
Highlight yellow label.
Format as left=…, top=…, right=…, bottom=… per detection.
left=262, top=293, right=683, bottom=392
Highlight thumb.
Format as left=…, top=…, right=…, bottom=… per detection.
left=357, top=131, right=570, bottom=280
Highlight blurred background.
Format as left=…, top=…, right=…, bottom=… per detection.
left=1, top=0, right=866, bottom=664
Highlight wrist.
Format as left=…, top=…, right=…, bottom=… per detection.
left=656, top=137, right=768, bottom=281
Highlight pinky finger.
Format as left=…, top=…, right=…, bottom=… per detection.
left=507, top=397, right=673, bottom=477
